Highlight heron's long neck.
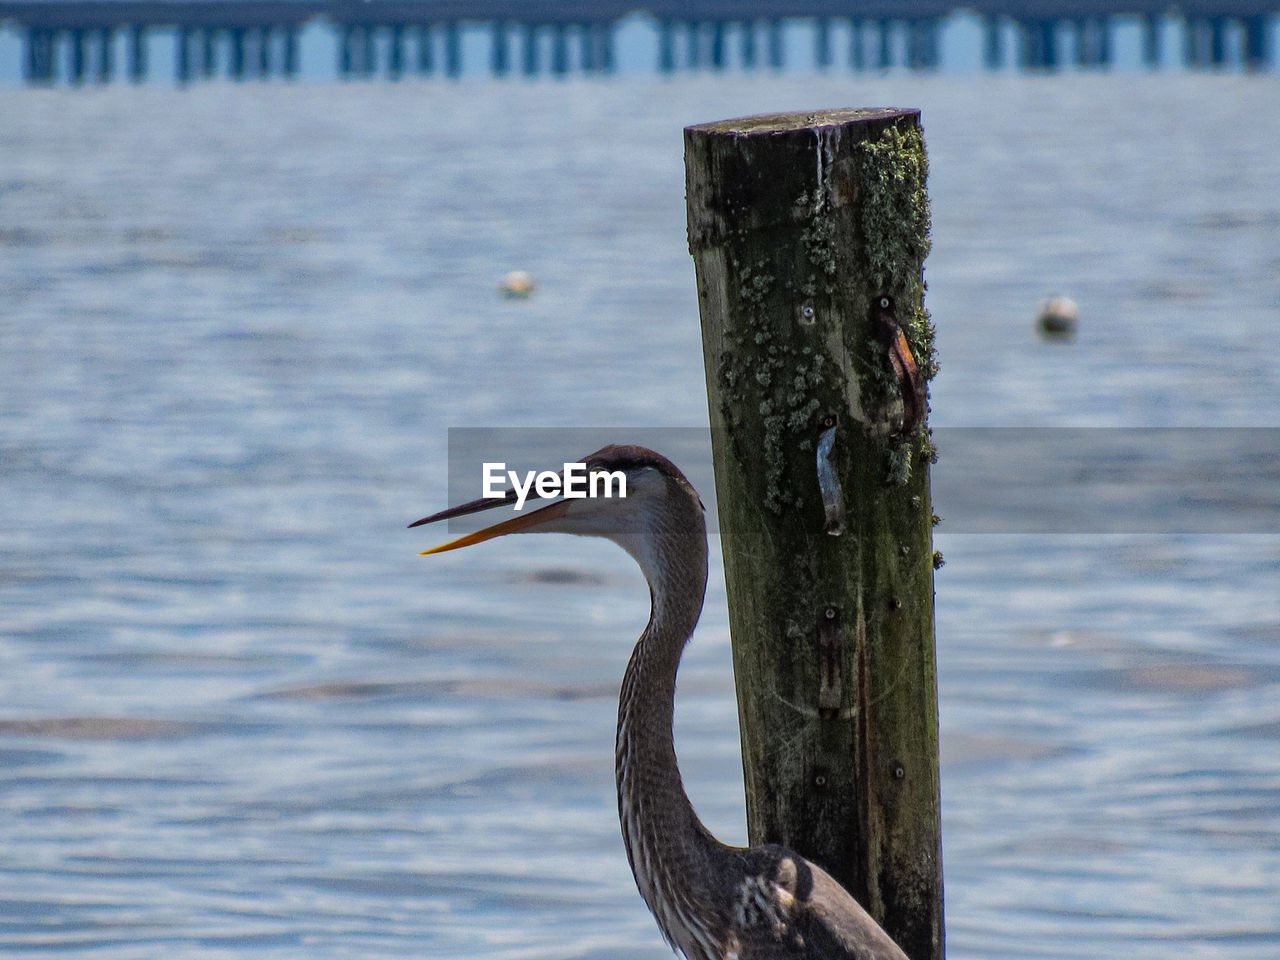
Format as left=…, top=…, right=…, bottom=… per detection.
left=615, top=521, right=725, bottom=953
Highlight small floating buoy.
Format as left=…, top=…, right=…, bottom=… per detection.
left=1036, top=296, right=1078, bottom=340
left=499, top=270, right=536, bottom=299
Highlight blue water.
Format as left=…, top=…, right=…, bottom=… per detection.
left=1, top=73, right=1278, bottom=958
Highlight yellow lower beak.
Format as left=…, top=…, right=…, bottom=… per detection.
left=419, top=499, right=571, bottom=555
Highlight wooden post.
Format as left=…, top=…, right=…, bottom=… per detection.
left=99, top=27, right=116, bottom=83
left=685, top=108, right=942, bottom=960
left=176, top=26, right=192, bottom=84
left=201, top=28, right=216, bottom=79
left=389, top=23, right=406, bottom=79
left=128, top=25, right=147, bottom=83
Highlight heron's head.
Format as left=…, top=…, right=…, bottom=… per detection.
left=410, top=444, right=705, bottom=587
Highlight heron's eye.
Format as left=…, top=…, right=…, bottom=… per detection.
left=879, top=297, right=891, bottom=309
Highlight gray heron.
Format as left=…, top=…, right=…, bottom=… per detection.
left=411, top=444, right=908, bottom=960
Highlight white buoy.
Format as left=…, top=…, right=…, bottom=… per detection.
left=499, top=270, right=536, bottom=299
left=1036, top=295, right=1077, bottom=339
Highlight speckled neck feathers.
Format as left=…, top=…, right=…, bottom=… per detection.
left=613, top=473, right=730, bottom=960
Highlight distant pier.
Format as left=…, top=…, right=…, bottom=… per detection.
left=0, top=1, right=1275, bottom=84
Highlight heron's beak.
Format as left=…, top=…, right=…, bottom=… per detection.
left=410, top=494, right=571, bottom=555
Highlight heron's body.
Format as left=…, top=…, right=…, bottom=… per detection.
left=413, top=445, right=908, bottom=960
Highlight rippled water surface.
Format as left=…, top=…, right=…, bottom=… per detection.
left=2, top=74, right=1278, bottom=958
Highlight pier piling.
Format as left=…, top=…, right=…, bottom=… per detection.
left=229, top=26, right=245, bottom=79
left=25, top=26, right=52, bottom=83
left=1142, top=13, right=1162, bottom=66
left=767, top=18, right=784, bottom=69
left=256, top=26, right=270, bottom=78
left=983, top=15, right=1003, bottom=68
left=128, top=25, right=146, bottom=81
left=550, top=22, right=568, bottom=74
left=98, top=26, right=114, bottom=81
left=417, top=24, right=433, bottom=74
left=875, top=19, right=892, bottom=69
left=389, top=23, right=405, bottom=79
left=200, top=28, right=215, bottom=78
left=520, top=23, right=538, bottom=75
left=491, top=20, right=508, bottom=75
left=849, top=17, right=865, bottom=69
left=1243, top=14, right=1271, bottom=68
left=815, top=17, right=832, bottom=69
left=177, top=25, right=192, bottom=82
left=444, top=21, right=461, bottom=77
left=283, top=27, right=298, bottom=76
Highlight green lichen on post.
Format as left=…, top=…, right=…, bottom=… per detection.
left=713, top=220, right=832, bottom=515
left=718, top=119, right=941, bottom=507
left=848, top=121, right=940, bottom=486
left=800, top=199, right=839, bottom=298
left=856, top=123, right=931, bottom=292
left=719, top=314, right=825, bottom=515
left=856, top=123, right=939, bottom=386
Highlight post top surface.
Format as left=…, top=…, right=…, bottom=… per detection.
left=685, top=107, right=917, bottom=137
